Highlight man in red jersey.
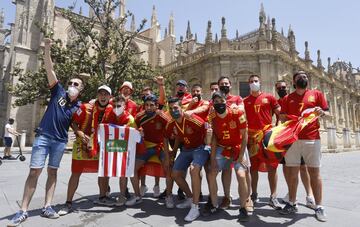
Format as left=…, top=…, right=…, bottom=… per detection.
left=204, top=92, right=251, bottom=222
left=209, top=82, right=219, bottom=98
left=244, top=75, right=281, bottom=210
left=184, top=83, right=209, bottom=121
left=127, top=94, right=174, bottom=208
left=174, top=79, right=193, bottom=108
left=279, top=71, right=329, bottom=222
left=275, top=80, right=316, bottom=209
left=119, top=81, right=137, bottom=117
left=164, top=98, right=209, bottom=222
left=215, top=76, right=244, bottom=209
left=58, top=85, right=114, bottom=216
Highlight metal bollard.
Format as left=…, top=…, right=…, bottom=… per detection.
left=20, top=130, right=27, bottom=150
left=327, top=127, right=336, bottom=149
left=355, top=131, right=360, bottom=148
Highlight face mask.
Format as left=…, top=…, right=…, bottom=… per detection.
left=219, top=86, right=230, bottom=95
left=194, top=94, right=201, bottom=101
left=67, top=86, right=80, bottom=98
left=177, top=91, right=185, bottom=97
left=170, top=109, right=181, bottom=119
left=249, top=82, right=260, bottom=92
left=145, top=111, right=156, bottom=117
left=214, top=103, right=226, bottom=114
left=296, top=78, right=308, bottom=89
left=113, top=106, right=124, bottom=116
left=277, top=89, right=287, bottom=98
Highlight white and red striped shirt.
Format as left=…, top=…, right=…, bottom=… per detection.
left=97, top=124, right=141, bottom=177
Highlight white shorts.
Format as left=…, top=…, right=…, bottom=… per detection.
left=284, top=140, right=321, bottom=168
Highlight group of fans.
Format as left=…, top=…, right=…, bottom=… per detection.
left=8, top=38, right=329, bottom=226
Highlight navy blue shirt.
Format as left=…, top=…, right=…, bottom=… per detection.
left=37, top=82, right=81, bottom=142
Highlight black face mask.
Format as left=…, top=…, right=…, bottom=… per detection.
left=145, top=111, right=156, bottom=117
left=295, top=78, right=308, bottom=89
left=194, top=94, right=201, bottom=101
left=177, top=91, right=185, bottom=97
left=219, top=86, right=230, bottom=94
left=214, top=103, right=226, bottom=114
left=277, top=89, right=287, bottom=98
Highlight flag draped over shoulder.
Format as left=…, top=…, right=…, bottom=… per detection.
left=97, top=124, right=141, bottom=177
left=263, top=108, right=319, bottom=161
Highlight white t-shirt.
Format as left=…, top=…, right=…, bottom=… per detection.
left=4, top=123, right=13, bottom=138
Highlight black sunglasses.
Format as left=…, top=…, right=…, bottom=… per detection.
left=68, top=81, right=80, bottom=87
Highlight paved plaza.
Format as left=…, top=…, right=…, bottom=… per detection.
left=1, top=149, right=360, bottom=226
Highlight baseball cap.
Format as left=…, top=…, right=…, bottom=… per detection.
left=120, top=81, right=133, bottom=91
left=97, top=85, right=112, bottom=95
left=176, top=80, right=188, bottom=87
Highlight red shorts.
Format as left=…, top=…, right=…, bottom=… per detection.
left=249, top=148, right=279, bottom=172
left=71, top=159, right=99, bottom=173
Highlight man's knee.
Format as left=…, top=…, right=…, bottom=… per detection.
left=171, top=171, right=183, bottom=181
left=29, top=168, right=42, bottom=178
left=47, top=167, right=58, bottom=177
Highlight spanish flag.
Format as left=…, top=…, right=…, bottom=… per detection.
left=137, top=141, right=166, bottom=177
left=263, top=108, right=319, bottom=161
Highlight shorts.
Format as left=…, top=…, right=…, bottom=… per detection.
left=215, top=146, right=250, bottom=171
left=284, top=140, right=321, bottom=168
left=173, top=145, right=209, bottom=172
left=4, top=137, right=13, bottom=147
left=280, top=156, right=305, bottom=165
left=137, top=147, right=165, bottom=162
left=30, top=135, right=67, bottom=169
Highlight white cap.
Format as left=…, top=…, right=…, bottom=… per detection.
left=97, top=85, right=112, bottom=95
left=120, top=81, right=133, bottom=91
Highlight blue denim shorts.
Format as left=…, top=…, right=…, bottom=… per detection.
left=4, top=137, right=13, bottom=147
left=215, top=146, right=250, bottom=171
left=137, top=147, right=165, bottom=162
left=30, top=135, right=67, bottom=169
left=173, top=145, right=209, bottom=172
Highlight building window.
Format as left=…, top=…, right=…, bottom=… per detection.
left=239, top=82, right=250, bottom=98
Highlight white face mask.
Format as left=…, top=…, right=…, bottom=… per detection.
left=67, top=86, right=80, bottom=98
left=249, top=82, right=260, bottom=92
left=113, top=106, right=124, bottom=116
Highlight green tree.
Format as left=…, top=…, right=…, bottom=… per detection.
left=9, top=0, right=172, bottom=106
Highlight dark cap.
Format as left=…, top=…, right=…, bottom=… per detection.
left=167, top=96, right=180, bottom=104
left=176, top=80, right=188, bottom=86
left=212, top=91, right=226, bottom=100
left=143, top=94, right=158, bottom=103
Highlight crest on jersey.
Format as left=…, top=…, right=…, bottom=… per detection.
left=262, top=98, right=268, bottom=104
left=229, top=120, right=237, bottom=129
left=308, top=95, right=315, bottom=102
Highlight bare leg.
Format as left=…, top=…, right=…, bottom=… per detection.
left=221, top=168, right=232, bottom=198
left=287, top=166, right=300, bottom=203
left=66, top=173, right=82, bottom=202
left=172, top=170, right=192, bottom=198
left=98, top=177, right=109, bottom=197
left=20, top=168, right=43, bottom=211
left=190, top=165, right=201, bottom=204
left=44, top=168, right=58, bottom=207
left=300, top=165, right=313, bottom=197
left=307, top=167, right=322, bottom=205
left=268, top=167, right=278, bottom=197
left=250, top=169, right=259, bottom=195
left=236, top=169, right=248, bottom=208
left=130, top=161, right=144, bottom=197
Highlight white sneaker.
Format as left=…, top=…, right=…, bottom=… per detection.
left=184, top=203, right=200, bottom=222
left=165, top=195, right=175, bottom=209
left=140, top=185, right=148, bottom=197
left=176, top=198, right=192, bottom=209
left=153, top=185, right=160, bottom=198
left=306, top=196, right=316, bottom=209
left=115, top=195, right=127, bottom=207
left=94, top=197, right=116, bottom=206
left=125, top=196, right=142, bottom=206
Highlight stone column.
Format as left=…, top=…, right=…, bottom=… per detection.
left=327, top=126, right=337, bottom=149
left=355, top=131, right=360, bottom=148
left=343, top=128, right=351, bottom=148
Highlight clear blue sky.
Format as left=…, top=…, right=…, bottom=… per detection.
left=2, top=0, right=359, bottom=68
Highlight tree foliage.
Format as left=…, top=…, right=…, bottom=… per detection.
left=9, top=0, right=173, bottom=106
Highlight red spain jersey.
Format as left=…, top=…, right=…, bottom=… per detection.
left=244, top=93, right=279, bottom=130
left=209, top=94, right=243, bottom=108
left=125, top=98, right=138, bottom=117
left=208, top=108, right=247, bottom=147
left=107, top=110, right=136, bottom=128
left=165, top=114, right=206, bottom=149
left=135, top=111, right=170, bottom=145
left=281, top=89, right=328, bottom=140
left=175, top=92, right=192, bottom=110
left=186, top=99, right=209, bottom=121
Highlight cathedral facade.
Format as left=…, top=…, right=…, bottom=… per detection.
left=0, top=1, right=359, bottom=150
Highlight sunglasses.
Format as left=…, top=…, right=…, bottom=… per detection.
left=277, top=86, right=287, bottom=90
left=68, top=81, right=80, bottom=87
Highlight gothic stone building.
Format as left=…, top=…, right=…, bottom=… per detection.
left=0, top=1, right=359, bottom=150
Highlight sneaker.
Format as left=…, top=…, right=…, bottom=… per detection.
left=105, top=185, right=111, bottom=197
left=115, top=194, right=127, bottom=207
left=41, top=206, right=59, bottom=219
left=177, top=188, right=186, bottom=201
left=315, top=207, right=327, bottom=222
left=239, top=207, right=250, bottom=222
left=153, top=185, right=160, bottom=198
left=184, top=204, right=200, bottom=222
left=245, top=198, right=254, bottom=213
left=176, top=198, right=192, bottom=209
left=125, top=187, right=131, bottom=199
left=219, top=196, right=231, bottom=209
left=202, top=200, right=218, bottom=217
left=165, top=195, right=175, bottom=209
left=306, top=196, right=316, bottom=210
left=282, top=193, right=289, bottom=204
left=140, top=185, right=148, bottom=197
left=125, top=196, right=142, bottom=206
left=199, top=191, right=204, bottom=201
left=269, top=196, right=282, bottom=210
left=279, top=202, right=298, bottom=215
left=251, top=192, right=259, bottom=204
left=95, top=196, right=116, bottom=207
left=58, top=202, right=73, bottom=216
left=158, top=189, right=167, bottom=200
left=8, top=210, right=28, bottom=226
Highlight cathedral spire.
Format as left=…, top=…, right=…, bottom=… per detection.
left=168, top=12, right=175, bottom=37
left=205, top=20, right=213, bottom=43
left=236, top=29, right=239, bottom=39
left=0, top=8, right=4, bottom=29
left=215, top=33, right=218, bottom=43
left=259, top=3, right=266, bottom=22
left=304, top=41, right=310, bottom=61
left=130, top=14, right=135, bottom=32
left=151, top=5, right=158, bottom=27
left=119, top=0, right=125, bottom=19
left=317, top=50, right=323, bottom=69
left=186, top=20, right=193, bottom=40
left=164, top=27, right=168, bottom=38
left=221, top=17, right=227, bottom=39
left=79, top=6, right=82, bottom=15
